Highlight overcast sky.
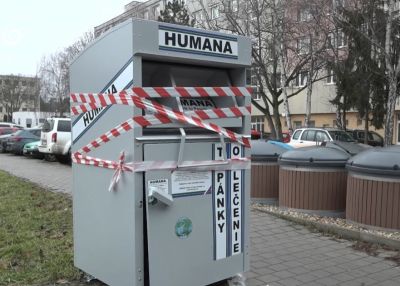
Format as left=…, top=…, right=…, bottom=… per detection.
left=1, top=0, right=134, bottom=76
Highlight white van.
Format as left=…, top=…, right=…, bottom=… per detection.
left=38, top=118, right=71, bottom=163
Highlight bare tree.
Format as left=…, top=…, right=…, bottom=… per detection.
left=0, top=75, right=34, bottom=122
left=193, top=0, right=326, bottom=139
left=39, top=31, right=94, bottom=116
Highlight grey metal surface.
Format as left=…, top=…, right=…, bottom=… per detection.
left=325, top=141, right=370, bottom=156
left=278, top=146, right=350, bottom=168
left=251, top=140, right=289, bottom=162
left=70, top=19, right=251, bottom=286
left=346, top=146, right=400, bottom=177
left=70, top=22, right=143, bottom=286
left=145, top=142, right=248, bottom=286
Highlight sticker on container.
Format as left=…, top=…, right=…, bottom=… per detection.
left=175, top=217, right=193, bottom=239
left=147, top=178, right=169, bottom=196
left=171, top=171, right=212, bottom=197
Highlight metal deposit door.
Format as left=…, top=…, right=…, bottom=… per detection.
left=144, top=141, right=245, bottom=286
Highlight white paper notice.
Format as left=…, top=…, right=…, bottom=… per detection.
left=171, top=171, right=212, bottom=195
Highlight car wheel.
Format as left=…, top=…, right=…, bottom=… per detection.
left=44, top=154, right=57, bottom=162
left=56, top=154, right=71, bottom=165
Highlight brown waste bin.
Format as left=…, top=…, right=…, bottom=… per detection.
left=346, top=146, right=400, bottom=230
left=251, top=140, right=291, bottom=204
left=278, top=146, right=350, bottom=216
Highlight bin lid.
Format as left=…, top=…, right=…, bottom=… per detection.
left=251, top=140, right=290, bottom=162
left=278, top=146, right=350, bottom=168
left=346, top=146, right=400, bottom=177
left=325, top=141, right=371, bottom=156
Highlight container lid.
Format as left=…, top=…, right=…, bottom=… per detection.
left=325, top=141, right=371, bottom=156
left=346, top=146, right=400, bottom=177
left=278, top=146, right=350, bottom=168
left=251, top=140, right=290, bottom=162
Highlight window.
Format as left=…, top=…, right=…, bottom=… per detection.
left=301, top=130, right=316, bottom=141
left=248, top=67, right=261, bottom=100
left=57, top=120, right=71, bottom=132
left=295, top=71, right=308, bottom=87
left=326, top=68, right=336, bottom=84
left=298, top=8, right=312, bottom=22
left=210, top=5, right=220, bottom=19
left=322, top=124, right=330, bottom=128
left=293, top=121, right=302, bottom=128
left=308, top=120, right=316, bottom=127
left=326, top=33, right=334, bottom=48
left=231, top=0, right=238, bottom=12
left=274, top=73, right=282, bottom=89
left=153, top=5, right=160, bottom=18
left=297, top=37, right=310, bottom=54
left=251, top=116, right=264, bottom=132
left=252, top=88, right=261, bottom=100
left=316, top=131, right=330, bottom=142
left=337, top=30, right=347, bottom=47
left=246, top=68, right=252, bottom=85
left=193, top=10, right=204, bottom=22
left=292, top=130, right=302, bottom=140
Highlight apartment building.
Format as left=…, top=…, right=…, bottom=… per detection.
left=94, top=0, right=165, bottom=37
left=0, top=75, right=39, bottom=122
left=94, top=0, right=400, bottom=144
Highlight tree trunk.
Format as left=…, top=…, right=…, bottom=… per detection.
left=383, top=0, right=397, bottom=146
left=273, top=99, right=283, bottom=141
left=384, top=79, right=397, bottom=146
left=364, top=112, right=369, bottom=145
left=279, top=45, right=292, bottom=132
left=305, top=35, right=314, bottom=128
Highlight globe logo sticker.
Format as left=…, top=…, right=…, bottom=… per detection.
left=175, top=217, right=193, bottom=239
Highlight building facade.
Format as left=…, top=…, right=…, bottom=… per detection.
left=94, top=0, right=166, bottom=37
left=0, top=75, right=40, bottom=122
left=94, top=0, right=400, bottom=144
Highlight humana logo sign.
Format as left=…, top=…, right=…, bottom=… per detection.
left=159, top=26, right=238, bottom=59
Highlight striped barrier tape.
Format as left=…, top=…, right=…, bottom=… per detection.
left=70, top=86, right=252, bottom=103
left=71, top=86, right=252, bottom=191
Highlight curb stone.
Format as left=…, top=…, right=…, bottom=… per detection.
left=252, top=206, right=400, bottom=251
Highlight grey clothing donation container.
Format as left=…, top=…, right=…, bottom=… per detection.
left=69, top=19, right=252, bottom=286
left=251, top=140, right=290, bottom=204
left=278, top=147, right=350, bottom=215
left=325, top=141, right=370, bottom=156
left=346, top=146, right=400, bottom=230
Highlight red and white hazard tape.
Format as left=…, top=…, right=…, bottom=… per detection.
left=71, top=86, right=252, bottom=104
left=71, top=86, right=252, bottom=191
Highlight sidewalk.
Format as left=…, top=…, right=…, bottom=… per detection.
left=0, top=153, right=399, bottom=285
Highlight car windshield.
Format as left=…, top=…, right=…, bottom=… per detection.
left=42, top=119, right=54, bottom=132
left=328, top=131, right=355, bottom=142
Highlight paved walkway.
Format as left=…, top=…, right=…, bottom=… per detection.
left=1, top=153, right=399, bottom=286
left=0, top=153, right=71, bottom=194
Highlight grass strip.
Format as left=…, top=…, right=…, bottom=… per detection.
left=0, top=170, right=80, bottom=285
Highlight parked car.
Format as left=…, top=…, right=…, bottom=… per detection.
left=0, top=122, right=24, bottom=128
left=38, top=118, right=71, bottom=164
left=346, top=129, right=384, bottom=147
left=23, top=140, right=44, bottom=159
left=6, top=128, right=41, bottom=155
left=0, top=126, right=22, bottom=136
left=289, top=128, right=356, bottom=148
left=0, top=128, right=22, bottom=153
